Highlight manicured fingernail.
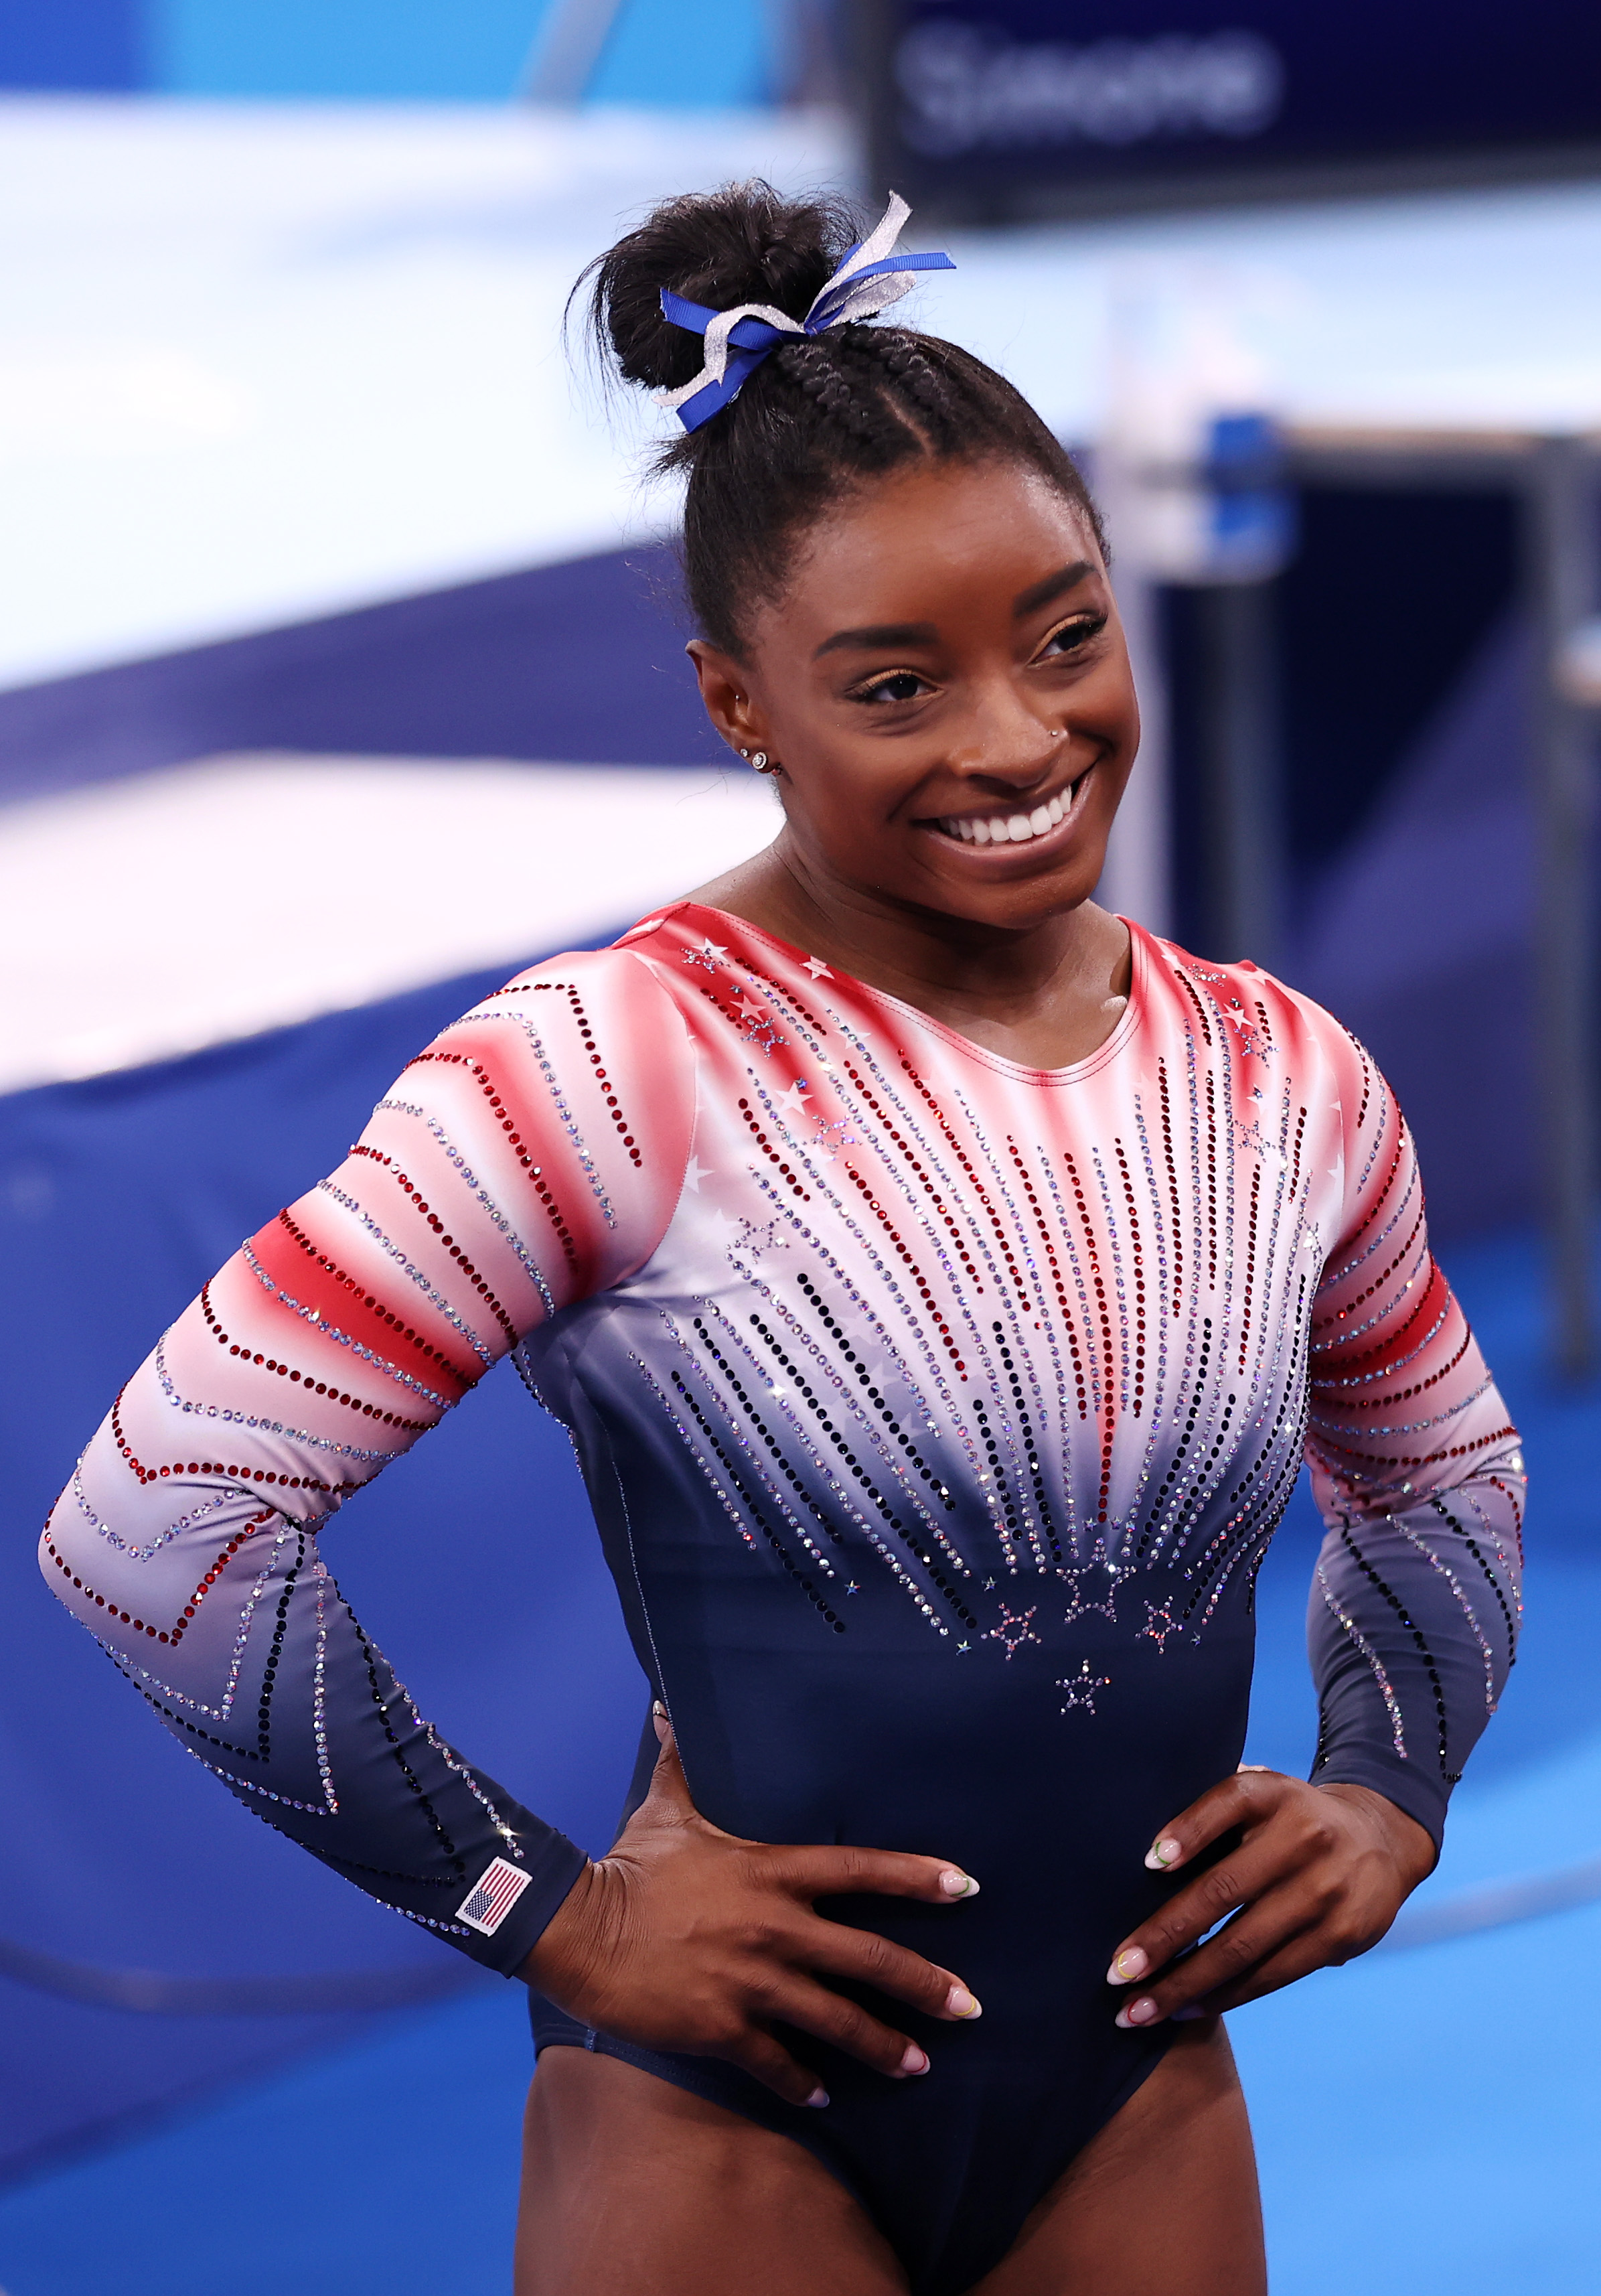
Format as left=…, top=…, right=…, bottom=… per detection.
left=900, top=2044, right=929, bottom=2076
left=1144, top=1837, right=1183, bottom=1871
left=946, top=1985, right=982, bottom=2019
left=652, top=1699, right=666, bottom=1715
left=1116, top=1997, right=1160, bottom=2028
left=939, top=1869, right=980, bottom=1897
left=1107, top=1947, right=1148, bottom=1986
left=805, top=2086, right=830, bottom=2108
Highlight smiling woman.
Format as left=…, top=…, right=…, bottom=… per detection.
left=682, top=457, right=1140, bottom=1076
left=44, top=182, right=1523, bottom=2296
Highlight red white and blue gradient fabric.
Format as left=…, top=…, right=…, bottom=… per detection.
left=44, top=905, right=1524, bottom=1975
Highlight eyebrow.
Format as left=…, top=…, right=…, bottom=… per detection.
left=1012, top=560, right=1095, bottom=618
left=812, top=561, right=1097, bottom=660
left=814, top=620, right=939, bottom=659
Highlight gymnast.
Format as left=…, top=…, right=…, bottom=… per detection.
left=44, top=183, right=1524, bottom=2293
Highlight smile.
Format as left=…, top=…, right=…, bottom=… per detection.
left=930, top=772, right=1088, bottom=849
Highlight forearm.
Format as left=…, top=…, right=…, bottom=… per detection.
left=1306, top=1473, right=1523, bottom=1845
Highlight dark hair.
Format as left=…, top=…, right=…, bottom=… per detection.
left=577, top=180, right=1104, bottom=658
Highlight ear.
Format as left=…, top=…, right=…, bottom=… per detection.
left=686, top=641, right=769, bottom=759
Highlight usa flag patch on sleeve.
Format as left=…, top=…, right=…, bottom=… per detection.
left=456, top=1857, right=532, bottom=1937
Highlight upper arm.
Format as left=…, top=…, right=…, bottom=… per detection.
left=1303, top=1033, right=1521, bottom=1522
left=44, top=946, right=698, bottom=1601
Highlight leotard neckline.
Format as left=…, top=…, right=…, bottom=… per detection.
left=663, top=899, right=1147, bottom=1086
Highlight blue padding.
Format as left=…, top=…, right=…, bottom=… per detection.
left=0, top=949, right=649, bottom=2182
left=0, top=0, right=143, bottom=90
left=0, top=545, right=720, bottom=806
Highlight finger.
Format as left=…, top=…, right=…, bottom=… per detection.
left=639, top=1721, right=700, bottom=1816
left=652, top=1698, right=670, bottom=1745
left=802, top=1918, right=983, bottom=2023
left=1112, top=1891, right=1316, bottom=2029
left=764, top=1973, right=935, bottom=2080
left=1171, top=1932, right=1337, bottom=2019
left=1138, top=1766, right=1290, bottom=1876
left=767, top=1841, right=981, bottom=1906
left=720, top=2026, right=832, bottom=2110
left=1108, top=1825, right=1299, bottom=1985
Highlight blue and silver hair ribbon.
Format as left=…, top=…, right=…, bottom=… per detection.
left=655, top=192, right=956, bottom=435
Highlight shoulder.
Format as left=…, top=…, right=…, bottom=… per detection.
left=457, top=919, right=701, bottom=1043
left=1137, top=928, right=1372, bottom=1081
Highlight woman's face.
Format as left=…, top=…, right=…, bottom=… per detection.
left=690, top=455, right=1141, bottom=935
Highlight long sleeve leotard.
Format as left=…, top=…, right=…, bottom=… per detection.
left=43, top=906, right=1524, bottom=2295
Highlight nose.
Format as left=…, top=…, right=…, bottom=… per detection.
left=947, top=683, right=1064, bottom=790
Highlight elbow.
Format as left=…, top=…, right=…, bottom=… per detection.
left=39, top=1508, right=82, bottom=1616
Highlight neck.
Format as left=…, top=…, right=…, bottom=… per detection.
left=691, top=832, right=1132, bottom=1070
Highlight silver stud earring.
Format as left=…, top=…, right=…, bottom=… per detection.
left=751, top=751, right=773, bottom=773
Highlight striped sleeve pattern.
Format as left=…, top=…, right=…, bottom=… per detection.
left=40, top=949, right=696, bottom=1972
left=1302, top=1035, right=1525, bottom=1845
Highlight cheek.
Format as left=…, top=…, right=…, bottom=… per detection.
left=785, top=746, right=906, bottom=831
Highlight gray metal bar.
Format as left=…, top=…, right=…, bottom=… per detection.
left=1525, top=435, right=1599, bottom=1378
left=518, top=0, right=631, bottom=102
left=1193, top=581, right=1284, bottom=968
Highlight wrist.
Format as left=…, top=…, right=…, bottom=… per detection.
left=517, top=1858, right=605, bottom=1997
left=1316, top=1782, right=1437, bottom=1887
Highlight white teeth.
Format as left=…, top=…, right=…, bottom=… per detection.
left=935, top=786, right=1078, bottom=846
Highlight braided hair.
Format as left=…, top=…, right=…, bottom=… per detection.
left=578, top=180, right=1103, bottom=659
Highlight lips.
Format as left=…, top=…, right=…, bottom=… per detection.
left=931, top=772, right=1087, bottom=848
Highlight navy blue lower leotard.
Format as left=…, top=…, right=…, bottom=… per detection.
left=46, top=910, right=1525, bottom=2293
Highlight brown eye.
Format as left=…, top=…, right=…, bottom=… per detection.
left=857, top=671, right=929, bottom=705
left=1040, top=614, right=1107, bottom=660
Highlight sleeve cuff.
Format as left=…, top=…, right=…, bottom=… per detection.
left=453, top=1830, right=592, bottom=1979
left=1308, top=1753, right=1448, bottom=1855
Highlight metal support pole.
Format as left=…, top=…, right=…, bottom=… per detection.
left=1099, top=568, right=1172, bottom=936
left=1193, top=580, right=1284, bottom=967
left=1525, top=435, right=1598, bottom=1377
left=518, top=0, right=630, bottom=102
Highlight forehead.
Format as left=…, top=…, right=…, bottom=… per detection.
left=767, top=459, right=1100, bottom=643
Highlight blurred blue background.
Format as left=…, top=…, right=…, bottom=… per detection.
left=0, top=0, right=775, bottom=106
left=3, top=3, right=1600, bottom=2291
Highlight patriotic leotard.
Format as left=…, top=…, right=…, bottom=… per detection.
left=44, top=904, right=1524, bottom=2295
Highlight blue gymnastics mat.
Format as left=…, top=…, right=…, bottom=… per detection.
left=0, top=1222, right=1593, bottom=2296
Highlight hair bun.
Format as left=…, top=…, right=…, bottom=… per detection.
left=580, top=180, right=862, bottom=398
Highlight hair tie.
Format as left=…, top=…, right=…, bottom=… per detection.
left=654, top=193, right=956, bottom=435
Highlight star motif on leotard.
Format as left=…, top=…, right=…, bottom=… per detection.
left=736, top=1216, right=787, bottom=1262
left=1058, top=1660, right=1110, bottom=1716
left=683, top=938, right=727, bottom=973
left=1223, top=999, right=1267, bottom=1062
left=1140, top=1598, right=1183, bottom=1654
left=682, top=1158, right=712, bottom=1194
left=741, top=1010, right=786, bottom=1055
left=804, top=956, right=832, bottom=979
left=774, top=1079, right=812, bottom=1116
left=986, top=1603, right=1039, bottom=1660
left=1061, top=1547, right=1129, bottom=1626
left=811, top=1112, right=857, bottom=1159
